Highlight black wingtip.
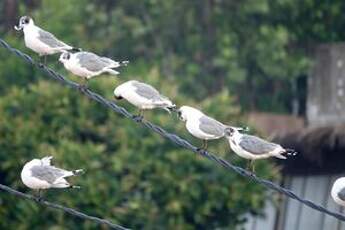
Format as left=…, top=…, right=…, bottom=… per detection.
left=120, top=60, right=129, bottom=66
left=71, top=47, right=82, bottom=52
left=167, top=105, right=178, bottom=113
left=285, top=148, right=298, bottom=156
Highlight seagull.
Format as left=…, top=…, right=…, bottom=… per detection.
left=14, top=16, right=77, bottom=64
left=21, top=156, right=83, bottom=197
left=178, top=106, right=246, bottom=151
left=59, top=51, right=129, bottom=86
left=114, top=80, right=176, bottom=120
left=225, top=127, right=297, bottom=171
left=331, top=177, right=345, bottom=206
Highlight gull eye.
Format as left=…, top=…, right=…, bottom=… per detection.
left=22, top=17, right=30, bottom=24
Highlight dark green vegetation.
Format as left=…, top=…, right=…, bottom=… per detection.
left=0, top=0, right=342, bottom=229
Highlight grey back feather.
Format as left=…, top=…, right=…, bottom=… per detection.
left=76, top=52, right=110, bottom=72
left=38, top=29, right=67, bottom=48
left=198, top=116, right=226, bottom=137
left=132, top=81, right=164, bottom=101
left=239, top=135, right=278, bottom=155
left=31, top=165, right=68, bottom=184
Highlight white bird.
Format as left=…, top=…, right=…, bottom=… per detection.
left=14, top=16, right=76, bottom=64
left=331, top=177, right=345, bottom=206
left=59, top=51, right=128, bottom=86
left=178, top=106, right=245, bottom=151
left=21, top=156, right=83, bottom=197
left=225, top=128, right=297, bottom=171
left=114, top=80, right=175, bottom=119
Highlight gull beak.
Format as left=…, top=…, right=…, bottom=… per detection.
left=14, top=24, right=23, bottom=31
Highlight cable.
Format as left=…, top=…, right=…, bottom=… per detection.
left=0, top=184, right=130, bottom=230
left=1, top=38, right=345, bottom=222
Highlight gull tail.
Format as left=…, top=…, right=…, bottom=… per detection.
left=157, top=101, right=176, bottom=114
left=119, top=60, right=129, bottom=67
left=163, top=105, right=177, bottom=114
left=106, top=69, right=120, bottom=75
left=273, top=148, right=297, bottom=159
left=226, top=125, right=250, bottom=132
left=70, top=185, right=81, bottom=189
left=72, top=169, right=84, bottom=176
left=274, top=153, right=287, bottom=160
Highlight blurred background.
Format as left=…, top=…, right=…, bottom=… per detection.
left=1, top=0, right=345, bottom=229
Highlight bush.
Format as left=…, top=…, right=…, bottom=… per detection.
left=0, top=76, right=276, bottom=229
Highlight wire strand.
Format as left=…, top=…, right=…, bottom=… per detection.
left=0, top=184, right=130, bottom=230
left=1, top=38, right=345, bottom=222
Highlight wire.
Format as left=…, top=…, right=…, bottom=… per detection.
left=0, top=184, right=130, bottom=230
left=1, top=38, right=345, bottom=222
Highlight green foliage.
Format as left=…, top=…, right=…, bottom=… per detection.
left=7, top=0, right=312, bottom=112
left=0, top=77, right=276, bottom=229
left=4, top=0, right=343, bottom=228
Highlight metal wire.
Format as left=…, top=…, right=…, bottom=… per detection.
left=1, top=37, right=345, bottom=222
left=0, top=184, right=130, bottom=230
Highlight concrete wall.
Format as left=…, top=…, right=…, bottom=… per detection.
left=307, top=44, right=345, bottom=126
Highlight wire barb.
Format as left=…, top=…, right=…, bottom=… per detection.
left=0, top=184, right=130, bottom=230
left=1, top=37, right=345, bottom=222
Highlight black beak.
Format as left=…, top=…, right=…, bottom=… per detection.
left=114, top=95, right=123, bottom=100
left=14, top=24, right=23, bottom=31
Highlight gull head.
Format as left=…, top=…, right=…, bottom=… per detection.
left=224, top=127, right=237, bottom=138
left=113, top=85, right=124, bottom=100
left=178, top=106, right=202, bottom=122
left=23, top=158, right=42, bottom=170
left=14, top=16, right=33, bottom=31
left=59, top=52, right=71, bottom=64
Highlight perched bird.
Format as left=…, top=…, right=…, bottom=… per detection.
left=114, top=80, right=175, bottom=120
left=59, top=51, right=128, bottom=86
left=225, top=127, right=297, bottom=171
left=331, top=177, right=345, bottom=206
left=21, top=156, right=83, bottom=197
left=178, top=106, right=245, bottom=151
left=14, top=16, right=76, bottom=64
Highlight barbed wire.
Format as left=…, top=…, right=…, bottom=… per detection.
left=0, top=184, right=130, bottom=230
left=1, top=37, right=345, bottom=223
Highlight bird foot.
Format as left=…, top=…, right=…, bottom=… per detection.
left=196, top=148, right=207, bottom=155
left=35, top=196, right=43, bottom=202
left=132, top=115, right=143, bottom=122
left=78, top=84, right=87, bottom=92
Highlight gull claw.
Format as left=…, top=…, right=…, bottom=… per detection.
left=132, top=115, right=143, bottom=122
left=196, top=148, right=207, bottom=155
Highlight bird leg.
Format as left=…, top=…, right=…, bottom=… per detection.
left=133, top=109, right=144, bottom=122
left=79, top=77, right=88, bottom=91
left=44, top=55, right=47, bottom=65
left=35, top=189, right=43, bottom=202
left=248, top=160, right=255, bottom=174
left=38, top=56, right=45, bottom=67
left=197, top=140, right=208, bottom=154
